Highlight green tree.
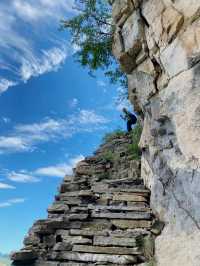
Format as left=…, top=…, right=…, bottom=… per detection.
left=61, top=0, right=127, bottom=89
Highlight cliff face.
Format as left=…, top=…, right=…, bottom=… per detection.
left=12, top=133, right=161, bottom=266
left=112, top=1, right=200, bottom=265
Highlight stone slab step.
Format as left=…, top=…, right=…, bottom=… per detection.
left=48, top=203, right=69, bottom=214
left=93, top=236, right=137, bottom=247
left=50, top=252, right=138, bottom=264
left=88, top=204, right=150, bottom=212
left=70, top=229, right=108, bottom=237
left=91, top=211, right=151, bottom=220
left=73, top=245, right=141, bottom=255
left=92, top=183, right=150, bottom=194
left=112, top=193, right=148, bottom=202
left=111, top=220, right=152, bottom=229
left=105, top=177, right=143, bottom=185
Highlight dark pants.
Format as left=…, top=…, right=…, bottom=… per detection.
left=127, top=118, right=137, bottom=132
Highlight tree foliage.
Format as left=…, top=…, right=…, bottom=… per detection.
left=61, top=0, right=127, bottom=89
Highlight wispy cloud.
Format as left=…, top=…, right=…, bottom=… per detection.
left=7, top=171, right=40, bottom=183
left=2, top=117, right=11, bottom=124
left=0, top=109, right=108, bottom=154
left=68, top=98, right=79, bottom=108
left=0, top=1, right=76, bottom=93
left=0, top=198, right=25, bottom=208
left=0, top=182, right=15, bottom=189
left=0, top=79, right=17, bottom=94
left=35, top=155, right=84, bottom=177
left=20, top=46, right=68, bottom=82
left=5, top=155, right=84, bottom=184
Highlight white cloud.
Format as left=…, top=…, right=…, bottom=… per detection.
left=0, top=182, right=15, bottom=189
left=0, top=110, right=108, bottom=154
left=97, top=80, right=106, bottom=87
left=0, top=79, right=17, bottom=94
left=0, top=1, right=76, bottom=94
left=77, top=110, right=109, bottom=125
left=68, top=98, right=79, bottom=108
left=0, top=136, right=28, bottom=152
left=7, top=171, right=40, bottom=183
left=20, top=47, right=68, bottom=82
left=2, top=117, right=11, bottom=124
left=0, top=198, right=25, bottom=208
left=35, top=155, right=84, bottom=177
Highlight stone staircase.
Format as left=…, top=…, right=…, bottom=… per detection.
left=11, top=133, right=161, bottom=266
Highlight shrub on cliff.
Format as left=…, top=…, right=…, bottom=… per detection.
left=128, top=124, right=142, bottom=160
left=61, top=0, right=127, bottom=89
left=102, top=129, right=126, bottom=143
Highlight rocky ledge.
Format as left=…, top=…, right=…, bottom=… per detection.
left=11, top=133, right=163, bottom=266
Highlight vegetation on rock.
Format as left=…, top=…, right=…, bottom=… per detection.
left=61, top=0, right=127, bottom=89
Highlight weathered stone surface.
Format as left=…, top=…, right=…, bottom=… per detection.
left=48, top=203, right=69, bottom=214
left=91, top=211, right=151, bottom=220
left=34, top=261, right=59, bottom=266
left=73, top=245, right=141, bottom=255
left=112, top=1, right=200, bottom=265
left=93, top=236, right=137, bottom=247
left=112, top=220, right=152, bottom=229
left=70, top=229, right=108, bottom=237
left=121, top=11, right=143, bottom=57
left=112, top=192, right=148, bottom=202
left=50, top=252, right=138, bottom=264
left=11, top=250, right=38, bottom=261
left=112, top=0, right=135, bottom=23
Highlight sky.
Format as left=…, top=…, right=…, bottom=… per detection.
left=0, top=0, right=131, bottom=255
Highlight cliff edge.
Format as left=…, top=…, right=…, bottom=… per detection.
left=112, top=0, right=200, bottom=265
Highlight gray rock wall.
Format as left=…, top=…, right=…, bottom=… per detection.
left=112, top=1, right=200, bottom=265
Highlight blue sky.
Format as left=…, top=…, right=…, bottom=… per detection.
left=0, top=0, right=131, bottom=255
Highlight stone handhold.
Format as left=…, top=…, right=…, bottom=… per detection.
left=150, top=220, right=165, bottom=235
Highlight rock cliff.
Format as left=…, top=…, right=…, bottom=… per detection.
left=11, top=132, right=162, bottom=266
left=112, top=1, right=200, bottom=265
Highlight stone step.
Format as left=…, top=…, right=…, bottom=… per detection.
left=111, top=219, right=152, bottom=229
left=88, top=204, right=151, bottom=212
left=112, top=193, right=148, bottom=202
left=73, top=245, right=141, bottom=255
left=91, top=211, right=151, bottom=220
left=48, top=203, right=69, bottom=214
left=50, top=251, right=138, bottom=264
left=93, top=236, right=137, bottom=247
left=61, top=236, right=92, bottom=245
left=105, top=177, right=143, bottom=185
left=70, top=229, right=108, bottom=237
left=92, top=183, right=150, bottom=194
